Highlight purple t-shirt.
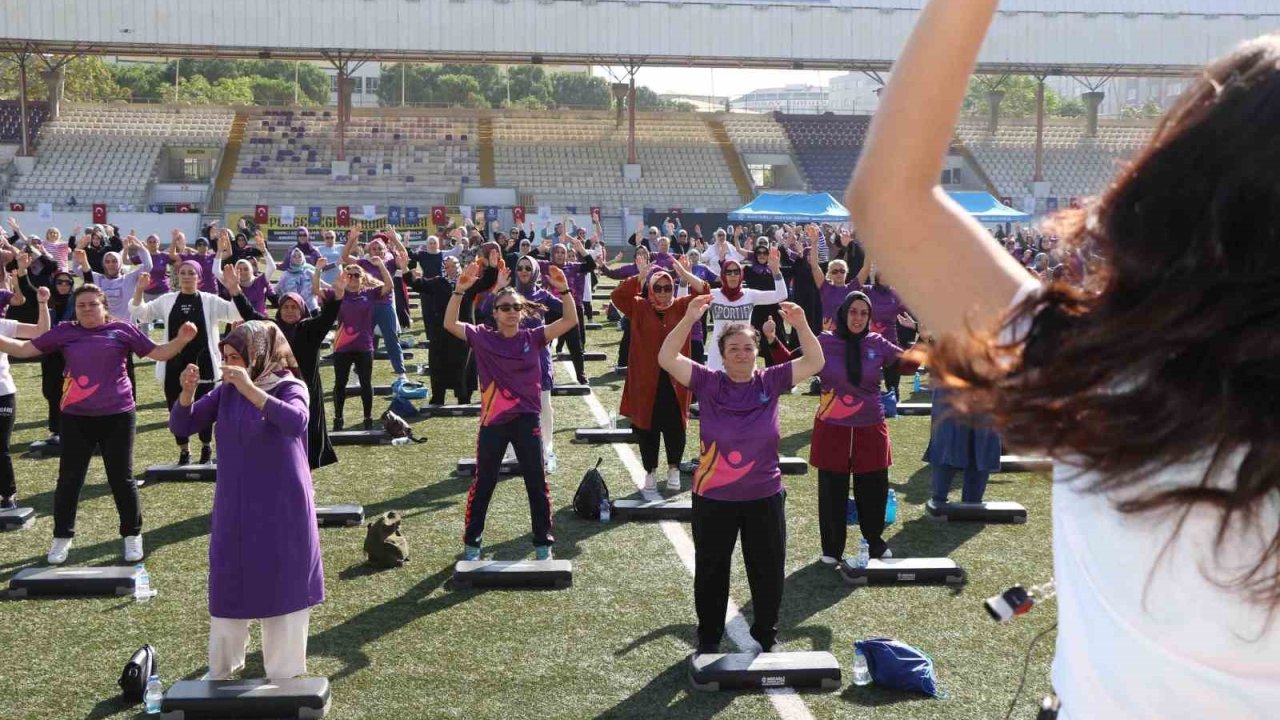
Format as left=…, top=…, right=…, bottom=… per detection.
left=32, top=321, right=156, bottom=416
left=687, top=362, right=791, bottom=501
left=862, top=284, right=906, bottom=345
left=815, top=332, right=903, bottom=427
left=241, top=274, right=270, bottom=315
left=0, top=290, right=12, bottom=319
left=181, top=251, right=219, bottom=293
left=146, top=251, right=171, bottom=293
left=650, top=252, right=676, bottom=270
left=357, top=257, right=396, bottom=305
left=819, top=281, right=853, bottom=327
left=539, top=260, right=590, bottom=302
left=464, top=324, right=549, bottom=426
left=332, top=288, right=382, bottom=353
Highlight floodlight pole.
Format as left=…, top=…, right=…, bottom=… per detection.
left=16, top=50, right=30, bottom=156
left=1033, top=74, right=1047, bottom=182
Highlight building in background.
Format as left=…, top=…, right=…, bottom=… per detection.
left=730, top=84, right=828, bottom=114
left=827, top=73, right=882, bottom=115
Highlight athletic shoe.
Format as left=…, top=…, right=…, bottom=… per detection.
left=819, top=555, right=841, bottom=565
left=177, top=449, right=191, bottom=466
left=545, top=452, right=558, bottom=475
left=643, top=470, right=658, bottom=492
left=576, top=375, right=589, bottom=386
left=44, top=433, right=60, bottom=446
left=47, top=537, right=72, bottom=565
left=333, top=418, right=344, bottom=432
left=123, top=535, right=144, bottom=563
left=0, top=495, right=16, bottom=510
left=665, top=468, right=681, bottom=491
left=535, top=545, right=553, bottom=561
left=198, top=445, right=212, bottom=465
left=362, top=418, right=374, bottom=431
left=462, top=544, right=481, bottom=561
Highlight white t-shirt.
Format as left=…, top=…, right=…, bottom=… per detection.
left=0, top=319, right=18, bottom=396
left=1006, top=281, right=1280, bottom=718
left=704, top=276, right=787, bottom=371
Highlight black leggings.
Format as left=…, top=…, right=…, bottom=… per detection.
left=164, top=372, right=212, bottom=446
left=692, top=490, right=787, bottom=653
left=817, top=468, right=890, bottom=559
left=556, top=303, right=588, bottom=380
left=54, top=411, right=141, bottom=539
left=333, top=351, right=374, bottom=421
left=617, top=318, right=631, bottom=367
left=635, top=374, right=686, bottom=471
left=0, top=394, right=14, bottom=498
left=464, top=413, right=553, bottom=548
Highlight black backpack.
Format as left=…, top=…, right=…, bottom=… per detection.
left=573, top=458, right=611, bottom=520
left=118, top=644, right=157, bottom=702
left=381, top=409, right=427, bottom=443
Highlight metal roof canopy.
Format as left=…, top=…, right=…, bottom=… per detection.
left=0, top=0, right=1274, bottom=77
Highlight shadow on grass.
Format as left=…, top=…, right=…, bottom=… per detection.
left=83, top=696, right=146, bottom=720
left=778, top=428, right=812, bottom=459
left=740, top=562, right=845, bottom=653
left=0, top=511, right=212, bottom=576
left=597, top=656, right=735, bottom=719
left=840, top=682, right=938, bottom=708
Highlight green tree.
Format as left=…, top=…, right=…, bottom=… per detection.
left=437, top=64, right=504, bottom=106
left=506, top=65, right=553, bottom=106
left=112, top=64, right=168, bottom=101
left=0, top=56, right=129, bottom=102
left=550, top=72, right=611, bottom=109
left=377, top=63, right=443, bottom=106
left=436, top=74, right=485, bottom=107
left=250, top=77, right=298, bottom=106
left=962, top=75, right=1081, bottom=119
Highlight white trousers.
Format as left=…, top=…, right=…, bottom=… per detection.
left=207, top=608, right=310, bottom=681
left=540, top=390, right=555, bottom=461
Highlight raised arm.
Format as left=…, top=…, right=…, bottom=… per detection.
left=748, top=248, right=789, bottom=305
left=257, top=232, right=277, bottom=277
left=339, top=225, right=361, bottom=264
left=658, top=294, right=710, bottom=388
left=805, top=226, right=826, bottom=287
left=542, top=265, right=578, bottom=342
left=443, top=263, right=480, bottom=340
left=370, top=256, right=394, bottom=297
left=847, top=0, right=1027, bottom=337
left=147, top=321, right=199, bottom=361
left=779, top=302, right=824, bottom=383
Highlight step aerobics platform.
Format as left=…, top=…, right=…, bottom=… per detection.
left=328, top=430, right=391, bottom=446
left=896, top=402, right=932, bottom=416
left=144, top=464, right=216, bottom=483
left=453, top=559, right=572, bottom=589
left=998, top=455, right=1052, bottom=473
left=550, top=384, right=591, bottom=397
left=837, top=557, right=967, bottom=587
left=8, top=566, right=138, bottom=598
left=0, top=507, right=36, bottom=531
left=316, top=504, right=365, bottom=527
left=611, top=497, right=692, bottom=522
left=688, top=651, right=841, bottom=692
left=926, top=500, right=1027, bottom=524
left=160, top=677, right=331, bottom=719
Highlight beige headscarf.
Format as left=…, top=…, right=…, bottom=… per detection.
left=219, top=321, right=308, bottom=401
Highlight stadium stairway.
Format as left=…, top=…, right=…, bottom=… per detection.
left=209, top=110, right=249, bottom=213
left=706, top=118, right=754, bottom=204
left=478, top=116, right=495, bottom=187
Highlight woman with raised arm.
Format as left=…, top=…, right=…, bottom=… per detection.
left=444, top=261, right=577, bottom=562
left=657, top=296, right=823, bottom=655
left=169, top=322, right=323, bottom=682
left=538, top=228, right=596, bottom=385
left=274, top=247, right=318, bottom=313
left=223, top=265, right=344, bottom=470
left=805, top=224, right=856, bottom=330
left=327, top=258, right=393, bottom=431
left=848, top=2, right=1280, bottom=716
left=0, top=285, right=198, bottom=564
left=0, top=286, right=50, bottom=509
left=704, top=246, right=787, bottom=371
left=341, top=227, right=408, bottom=383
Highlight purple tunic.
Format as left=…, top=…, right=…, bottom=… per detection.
left=169, top=380, right=324, bottom=620
left=815, top=332, right=904, bottom=427
left=819, top=281, right=854, bottom=326
left=241, top=274, right=270, bottom=315
left=32, top=321, right=156, bottom=415
left=146, top=252, right=172, bottom=294
left=539, top=260, right=590, bottom=304
left=862, top=284, right=906, bottom=345
left=332, top=288, right=381, bottom=353
left=479, top=288, right=562, bottom=390
left=357, top=256, right=397, bottom=306
left=687, top=363, right=791, bottom=501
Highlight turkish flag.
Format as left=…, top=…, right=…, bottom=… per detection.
left=431, top=206, right=447, bottom=225
left=8, top=203, right=23, bottom=211
left=92, top=204, right=107, bottom=224
left=176, top=203, right=192, bottom=213
left=336, top=206, right=351, bottom=227
left=512, top=205, right=525, bottom=224
left=254, top=205, right=270, bottom=224
left=589, top=207, right=601, bottom=222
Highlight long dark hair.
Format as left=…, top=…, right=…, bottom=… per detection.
left=835, top=292, right=871, bottom=386
left=932, top=36, right=1280, bottom=612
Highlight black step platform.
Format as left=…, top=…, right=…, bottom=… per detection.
left=453, top=559, right=572, bottom=589
left=455, top=458, right=524, bottom=477
left=160, top=677, right=331, bottom=719
left=315, top=504, right=365, bottom=527
left=328, top=430, right=391, bottom=446
left=0, top=507, right=36, bottom=531
left=550, top=384, right=591, bottom=397
left=425, top=404, right=481, bottom=418
left=554, top=351, right=606, bottom=362
left=926, top=500, right=1027, bottom=524
left=612, top=497, right=692, bottom=522
left=689, top=651, right=841, bottom=692
left=838, top=558, right=967, bottom=587
left=374, top=350, right=414, bottom=361
left=144, top=464, right=216, bottom=483
left=584, top=322, right=603, bottom=331
left=574, top=427, right=637, bottom=444
left=998, top=455, right=1052, bottom=473
left=896, top=402, right=933, bottom=416
left=612, top=366, right=628, bottom=375
left=8, top=566, right=138, bottom=598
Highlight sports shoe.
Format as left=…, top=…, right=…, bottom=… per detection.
left=47, top=537, right=72, bottom=565
left=362, top=417, right=374, bottom=431
left=44, top=433, right=60, bottom=446
left=665, top=468, right=681, bottom=491
left=333, top=417, right=344, bottom=432
left=535, top=545, right=553, bottom=561
left=819, top=555, right=841, bottom=565
left=462, top=544, right=481, bottom=561
left=177, top=448, right=191, bottom=466
left=545, top=452, right=558, bottom=475
left=643, top=470, right=658, bottom=492
left=0, top=494, right=17, bottom=510
left=123, top=535, right=144, bottom=563
left=881, top=548, right=893, bottom=559
left=198, top=444, right=212, bottom=465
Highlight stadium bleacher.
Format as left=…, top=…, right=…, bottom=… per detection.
left=0, top=100, right=48, bottom=145
left=773, top=113, right=872, bottom=194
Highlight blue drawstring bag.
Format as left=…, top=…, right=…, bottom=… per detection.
left=854, top=638, right=942, bottom=698
left=387, top=395, right=422, bottom=420
left=880, top=390, right=898, bottom=418
left=392, top=378, right=429, bottom=401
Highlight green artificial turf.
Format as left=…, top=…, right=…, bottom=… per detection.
left=0, top=311, right=1055, bottom=719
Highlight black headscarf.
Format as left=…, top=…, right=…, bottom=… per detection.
left=834, top=290, right=872, bottom=386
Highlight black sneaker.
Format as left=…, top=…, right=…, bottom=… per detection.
left=44, top=433, right=61, bottom=446
left=198, top=445, right=212, bottom=465
left=0, top=495, right=17, bottom=510
left=362, top=417, right=374, bottom=431
left=178, top=449, right=191, bottom=466
left=333, top=418, right=344, bottom=432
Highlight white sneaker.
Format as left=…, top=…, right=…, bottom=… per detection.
left=545, top=452, right=558, bottom=475
left=47, top=537, right=72, bottom=565
left=643, top=471, right=658, bottom=492
left=665, top=468, right=682, bottom=491
left=880, top=548, right=893, bottom=560
left=819, top=555, right=840, bottom=565
left=123, top=535, right=144, bottom=563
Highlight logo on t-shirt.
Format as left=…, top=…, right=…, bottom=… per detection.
left=693, top=441, right=757, bottom=495
left=867, top=350, right=878, bottom=360
left=758, top=391, right=769, bottom=405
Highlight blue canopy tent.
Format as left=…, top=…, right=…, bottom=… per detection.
left=946, top=191, right=1031, bottom=223
left=727, top=192, right=850, bottom=223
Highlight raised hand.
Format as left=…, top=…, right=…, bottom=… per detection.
left=896, top=311, right=916, bottom=329
left=685, top=293, right=713, bottom=320
left=456, top=262, right=480, bottom=291
left=36, top=286, right=50, bottom=304
left=822, top=317, right=836, bottom=333
left=221, top=365, right=250, bottom=391
left=762, top=315, right=777, bottom=343
left=314, top=256, right=327, bottom=271
left=333, top=268, right=350, bottom=294
left=496, top=266, right=511, bottom=288
left=177, top=321, right=199, bottom=343
left=768, top=246, right=781, bottom=273
left=635, top=252, right=650, bottom=275
left=779, top=301, right=806, bottom=329
left=546, top=264, right=569, bottom=292
left=180, top=363, right=200, bottom=394
left=135, top=271, right=150, bottom=289
left=220, top=265, right=239, bottom=292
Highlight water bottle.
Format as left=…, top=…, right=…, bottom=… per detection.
left=134, top=564, right=152, bottom=602
left=856, top=539, right=870, bottom=569
left=390, top=437, right=410, bottom=446
left=852, top=647, right=872, bottom=686
left=144, top=673, right=163, bottom=713
left=599, top=498, right=611, bottom=523
left=846, top=497, right=858, bottom=525
left=912, top=369, right=922, bottom=394
left=886, top=489, right=898, bottom=525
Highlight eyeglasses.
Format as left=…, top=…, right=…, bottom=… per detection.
left=723, top=269, right=741, bottom=276
left=651, top=284, right=673, bottom=294
left=495, top=303, right=524, bottom=313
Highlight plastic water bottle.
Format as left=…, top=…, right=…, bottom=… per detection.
left=134, top=564, right=152, bottom=602
left=599, top=498, right=611, bottom=523
left=390, top=437, right=410, bottom=446
left=144, top=673, right=163, bottom=713
left=886, top=489, right=898, bottom=525
left=856, top=539, right=870, bottom=569
left=846, top=497, right=858, bottom=525
left=852, top=647, right=872, bottom=686
left=912, top=370, right=922, bottom=394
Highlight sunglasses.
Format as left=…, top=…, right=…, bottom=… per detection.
left=495, top=303, right=524, bottom=313
left=829, top=269, right=847, bottom=275
left=651, top=284, right=673, bottom=294
left=723, top=269, right=741, bottom=276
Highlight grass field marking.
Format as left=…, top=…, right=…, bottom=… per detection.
left=564, top=362, right=817, bottom=720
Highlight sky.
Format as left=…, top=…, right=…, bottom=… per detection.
left=592, top=66, right=845, bottom=100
